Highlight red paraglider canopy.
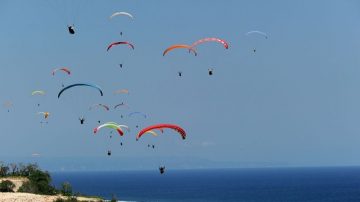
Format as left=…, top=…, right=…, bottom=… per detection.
left=136, top=124, right=186, bottom=141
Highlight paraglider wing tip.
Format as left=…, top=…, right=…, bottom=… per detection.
left=93, top=128, right=97, bottom=134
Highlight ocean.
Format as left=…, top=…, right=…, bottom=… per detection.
left=51, top=167, right=360, bottom=202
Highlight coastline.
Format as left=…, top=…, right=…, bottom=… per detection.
left=0, top=192, right=102, bottom=202
left=0, top=177, right=103, bottom=202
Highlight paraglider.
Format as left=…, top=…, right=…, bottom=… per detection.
left=107, top=150, right=111, bottom=156
left=79, top=117, right=85, bottom=124
left=94, top=122, right=128, bottom=136
left=178, top=71, right=182, bottom=77
left=246, top=31, right=268, bottom=53
left=58, top=83, right=103, bottom=98
left=68, top=25, right=75, bottom=34
left=114, top=102, right=129, bottom=110
left=52, top=67, right=71, bottom=76
left=3, top=101, right=12, bottom=112
left=32, top=91, right=45, bottom=106
left=136, top=124, right=186, bottom=141
left=159, top=166, right=165, bottom=174
left=208, top=68, right=213, bottom=76
left=163, top=44, right=197, bottom=56
left=37, top=112, right=50, bottom=119
left=110, top=11, right=134, bottom=20
left=31, top=90, right=45, bottom=96
left=191, top=38, right=229, bottom=50
left=89, top=104, right=110, bottom=111
left=114, top=89, right=129, bottom=94
left=245, top=31, right=268, bottom=39
left=107, top=41, right=134, bottom=51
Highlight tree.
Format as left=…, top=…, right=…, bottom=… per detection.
left=19, top=169, right=56, bottom=195
left=60, top=182, right=73, bottom=196
left=0, top=180, right=15, bottom=192
left=0, top=164, right=9, bottom=177
left=111, top=194, right=117, bottom=202
left=9, top=163, right=17, bottom=176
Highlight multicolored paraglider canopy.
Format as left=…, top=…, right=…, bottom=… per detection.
left=136, top=124, right=186, bottom=141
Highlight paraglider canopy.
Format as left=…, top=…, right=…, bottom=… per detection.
left=191, top=38, right=229, bottom=50
left=109, top=11, right=134, bottom=20
left=163, top=44, right=197, bottom=56
left=107, top=41, right=134, bottom=51
left=245, top=31, right=268, bottom=39
left=58, top=83, right=103, bottom=98
left=52, top=67, right=71, bottom=76
left=136, top=124, right=186, bottom=141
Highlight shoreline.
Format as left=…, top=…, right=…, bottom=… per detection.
left=0, top=192, right=102, bottom=202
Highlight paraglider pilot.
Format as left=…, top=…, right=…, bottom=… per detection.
left=68, top=25, right=75, bottom=35
left=79, top=117, right=85, bottom=124
left=107, top=150, right=111, bottom=156
left=208, top=68, right=213, bottom=76
left=178, top=71, right=182, bottom=77
left=159, top=166, right=165, bottom=174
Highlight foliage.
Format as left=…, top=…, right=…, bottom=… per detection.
left=111, top=194, right=117, bottom=202
left=18, top=169, right=56, bottom=195
left=53, top=197, right=79, bottom=202
left=60, top=182, right=73, bottom=196
left=0, top=180, right=15, bottom=192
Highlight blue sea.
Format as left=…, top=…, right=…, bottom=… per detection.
left=51, top=167, right=360, bottom=202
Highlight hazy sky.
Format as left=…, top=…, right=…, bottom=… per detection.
left=0, top=0, right=360, bottom=170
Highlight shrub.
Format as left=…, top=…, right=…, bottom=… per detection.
left=0, top=180, right=15, bottom=192
left=18, top=169, right=56, bottom=195
left=53, top=197, right=79, bottom=202
left=60, top=182, right=73, bottom=196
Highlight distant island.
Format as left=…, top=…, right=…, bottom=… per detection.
left=0, top=162, right=107, bottom=202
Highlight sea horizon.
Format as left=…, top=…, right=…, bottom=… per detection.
left=51, top=166, right=360, bottom=202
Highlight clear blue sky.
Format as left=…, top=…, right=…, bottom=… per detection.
left=0, top=0, right=360, bottom=170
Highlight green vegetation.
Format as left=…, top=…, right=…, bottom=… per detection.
left=0, top=162, right=104, bottom=201
left=0, top=162, right=57, bottom=195
left=60, top=182, right=73, bottom=196
left=0, top=162, right=40, bottom=177
left=0, top=180, right=15, bottom=192
left=53, top=197, right=79, bottom=202
left=18, top=169, right=56, bottom=195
